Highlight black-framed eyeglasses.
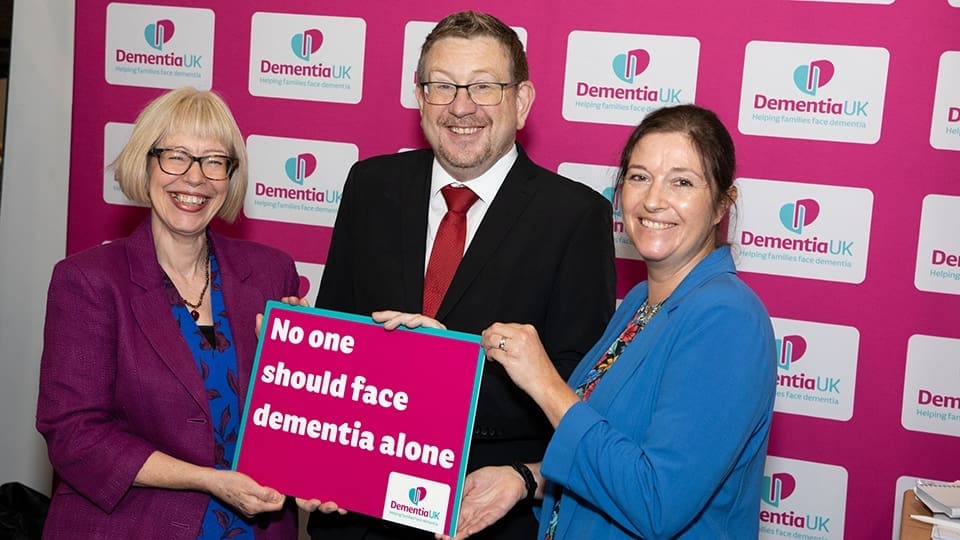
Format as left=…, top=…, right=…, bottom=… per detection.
left=148, top=147, right=238, bottom=181
left=420, top=81, right=519, bottom=106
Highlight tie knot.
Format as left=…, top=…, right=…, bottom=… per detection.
left=441, top=185, right=479, bottom=214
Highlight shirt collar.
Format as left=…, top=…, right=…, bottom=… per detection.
left=429, top=144, right=519, bottom=203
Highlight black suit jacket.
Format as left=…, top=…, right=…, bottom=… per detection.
left=311, top=146, right=616, bottom=540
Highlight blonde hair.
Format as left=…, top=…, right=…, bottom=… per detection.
left=111, top=87, right=248, bottom=222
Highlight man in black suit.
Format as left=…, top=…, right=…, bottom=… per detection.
left=308, top=10, right=616, bottom=540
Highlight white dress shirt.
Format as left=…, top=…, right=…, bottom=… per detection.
left=424, top=145, right=518, bottom=273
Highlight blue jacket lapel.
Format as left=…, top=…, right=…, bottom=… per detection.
left=578, top=247, right=737, bottom=409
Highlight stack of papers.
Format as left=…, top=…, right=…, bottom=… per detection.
left=916, top=480, right=960, bottom=518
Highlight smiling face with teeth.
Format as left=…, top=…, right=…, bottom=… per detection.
left=148, top=133, right=230, bottom=242
left=620, top=131, right=733, bottom=283
left=416, top=35, right=534, bottom=182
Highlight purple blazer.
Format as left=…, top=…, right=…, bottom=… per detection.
left=36, top=218, right=299, bottom=539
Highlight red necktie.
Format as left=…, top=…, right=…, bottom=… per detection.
left=422, top=185, right=479, bottom=318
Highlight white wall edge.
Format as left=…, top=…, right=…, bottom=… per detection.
left=0, top=0, right=75, bottom=493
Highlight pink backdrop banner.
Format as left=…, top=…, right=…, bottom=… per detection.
left=70, top=1, right=960, bottom=537
left=234, top=303, right=483, bottom=536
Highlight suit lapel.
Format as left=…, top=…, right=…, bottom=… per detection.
left=126, top=219, right=211, bottom=416
left=435, top=148, right=536, bottom=320
left=399, top=152, right=433, bottom=313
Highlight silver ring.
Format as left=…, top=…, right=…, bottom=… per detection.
left=498, top=337, right=506, bottom=351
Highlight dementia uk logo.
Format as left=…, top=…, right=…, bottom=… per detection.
left=732, top=178, right=872, bottom=283
left=762, top=472, right=796, bottom=508
left=776, top=335, right=806, bottom=370
left=738, top=41, right=888, bottom=143
left=133, top=17, right=202, bottom=69
left=105, top=3, right=214, bottom=89
left=562, top=31, right=699, bottom=127
left=389, top=486, right=439, bottom=520
left=249, top=12, right=365, bottom=103
left=915, top=194, right=960, bottom=295
left=144, top=19, right=174, bottom=50
left=744, top=197, right=852, bottom=263
left=902, top=335, right=960, bottom=438
left=255, top=152, right=337, bottom=206
left=286, top=153, right=317, bottom=185
left=760, top=472, right=829, bottom=534
left=409, top=486, right=427, bottom=505
left=244, top=135, right=357, bottom=227
left=794, top=60, right=833, bottom=96
left=603, top=48, right=682, bottom=103
left=292, top=29, right=323, bottom=61
left=774, top=332, right=836, bottom=403
left=770, top=319, right=858, bottom=422
left=260, top=28, right=350, bottom=82
left=613, top=49, right=650, bottom=83
left=757, top=58, right=866, bottom=124
left=759, top=457, right=846, bottom=540
left=930, top=52, right=960, bottom=150
left=382, top=472, right=449, bottom=533
left=390, top=486, right=437, bottom=519
left=779, top=199, right=819, bottom=235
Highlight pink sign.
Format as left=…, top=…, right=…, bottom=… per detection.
left=235, top=302, right=483, bottom=536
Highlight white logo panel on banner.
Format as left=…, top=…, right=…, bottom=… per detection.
left=902, top=334, right=960, bottom=437
left=738, top=41, right=889, bottom=143
left=562, top=31, right=699, bottom=126
left=771, top=318, right=859, bottom=421
left=399, top=22, right=527, bottom=110
left=249, top=12, right=365, bottom=103
left=556, top=162, right=640, bottom=260
left=102, top=122, right=147, bottom=207
left=244, top=134, right=357, bottom=226
left=760, top=456, right=847, bottom=540
left=915, top=194, right=960, bottom=294
left=105, top=3, right=214, bottom=90
left=930, top=51, right=960, bottom=150
left=730, top=178, right=873, bottom=283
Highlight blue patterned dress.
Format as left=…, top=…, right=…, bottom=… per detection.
left=165, top=249, right=255, bottom=539
left=543, top=300, right=663, bottom=539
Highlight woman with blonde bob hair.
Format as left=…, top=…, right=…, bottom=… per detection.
left=37, top=87, right=305, bottom=538
left=113, top=86, right=249, bottom=221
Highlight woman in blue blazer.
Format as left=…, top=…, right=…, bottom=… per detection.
left=36, top=88, right=304, bottom=539
left=458, top=104, right=777, bottom=539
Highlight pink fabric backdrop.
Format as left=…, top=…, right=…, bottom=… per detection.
left=69, top=1, right=960, bottom=537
